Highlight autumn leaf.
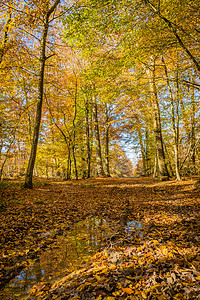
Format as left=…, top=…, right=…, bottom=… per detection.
left=195, top=276, right=200, bottom=281
left=122, top=287, right=134, bottom=294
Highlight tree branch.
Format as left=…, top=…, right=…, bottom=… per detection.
left=144, top=0, right=200, bottom=73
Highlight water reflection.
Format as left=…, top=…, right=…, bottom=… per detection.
left=1, top=217, right=142, bottom=299
left=126, top=220, right=143, bottom=234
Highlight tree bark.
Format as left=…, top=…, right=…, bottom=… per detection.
left=163, top=143, right=174, bottom=178
left=67, top=146, right=71, bottom=180
left=84, top=94, right=91, bottom=178
left=135, top=115, right=147, bottom=175
left=153, top=153, right=158, bottom=177
left=145, top=128, right=152, bottom=175
left=24, top=0, right=60, bottom=188
left=191, top=79, right=196, bottom=173
left=148, top=59, right=169, bottom=178
left=72, top=76, right=78, bottom=180
left=105, top=103, right=111, bottom=177
left=162, top=56, right=181, bottom=180
left=92, top=96, right=105, bottom=176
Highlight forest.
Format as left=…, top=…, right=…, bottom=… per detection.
left=0, top=0, right=199, bottom=184
left=0, top=0, right=200, bottom=299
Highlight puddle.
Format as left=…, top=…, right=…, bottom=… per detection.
left=1, top=217, right=142, bottom=299
left=126, top=220, right=143, bottom=235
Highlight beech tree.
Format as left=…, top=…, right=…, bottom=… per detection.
left=24, top=0, right=60, bottom=188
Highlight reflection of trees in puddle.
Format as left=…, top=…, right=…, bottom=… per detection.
left=1, top=216, right=142, bottom=299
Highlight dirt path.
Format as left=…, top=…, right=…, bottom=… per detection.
left=0, top=177, right=200, bottom=299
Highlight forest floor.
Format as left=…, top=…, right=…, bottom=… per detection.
left=0, top=176, right=200, bottom=300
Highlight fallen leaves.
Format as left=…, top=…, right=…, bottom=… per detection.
left=23, top=237, right=200, bottom=299
left=122, top=287, right=134, bottom=294
left=0, top=177, right=200, bottom=299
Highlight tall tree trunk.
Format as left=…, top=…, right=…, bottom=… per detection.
left=23, top=78, right=32, bottom=142
left=135, top=115, right=147, bottom=175
left=153, top=153, right=158, bottom=177
left=72, top=143, right=77, bottom=179
left=145, top=128, right=151, bottom=175
left=24, top=0, right=60, bottom=188
left=92, top=96, right=105, bottom=176
left=180, top=96, right=191, bottom=142
left=72, top=77, right=78, bottom=180
left=163, top=143, right=174, bottom=178
left=105, top=103, right=111, bottom=177
left=191, top=79, right=196, bottom=173
left=148, top=59, right=169, bottom=178
left=84, top=95, right=91, bottom=178
left=67, top=144, right=71, bottom=180
left=162, top=56, right=181, bottom=180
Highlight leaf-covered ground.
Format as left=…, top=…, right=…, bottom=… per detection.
left=0, top=177, right=200, bottom=299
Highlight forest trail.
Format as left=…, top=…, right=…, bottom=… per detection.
left=0, top=177, right=199, bottom=299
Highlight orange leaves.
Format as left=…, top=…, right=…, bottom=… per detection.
left=122, top=287, right=134, bottom=294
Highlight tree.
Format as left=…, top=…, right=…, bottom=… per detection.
left=105, top=103, right=111, bottom=177
left=146, top=58, right=169, bottom=178
left=92, top=94, right=105, bottom=176
left=24, top=0, right=60, bottom=188
left=162, top=55, right=181, bottom=180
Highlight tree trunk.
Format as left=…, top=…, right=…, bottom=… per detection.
left=72, top=77, right=78, bottom=180
left=23, top=78, right=32, bottom=142
left=135, top=115, right=147, bottom=175
left=153, top=153, right=158, bottom=177
left=162, top=56, right=181, bottom=180
left=24, top=19, right=48, bottom=188
left=105, top=103, right=111, bottom=177
left=84, top=95, right=91, bottom=178
left=145, top=128, right=152, bottom=176
left=67, top=145, right=71, bottom=180
left=72, top=144, right=77, bottom=179
left=148, top=59, right=169, bottom=178
left=163, top=143, right=174, bottom=178
left=92, top=96, right=105, bottom=176
left=24, top=0, right=60, bottom=188
left=191, top=79, right=196, bottom=173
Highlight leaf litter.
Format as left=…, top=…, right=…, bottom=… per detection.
left=0, top=177, right=199, bottom=299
